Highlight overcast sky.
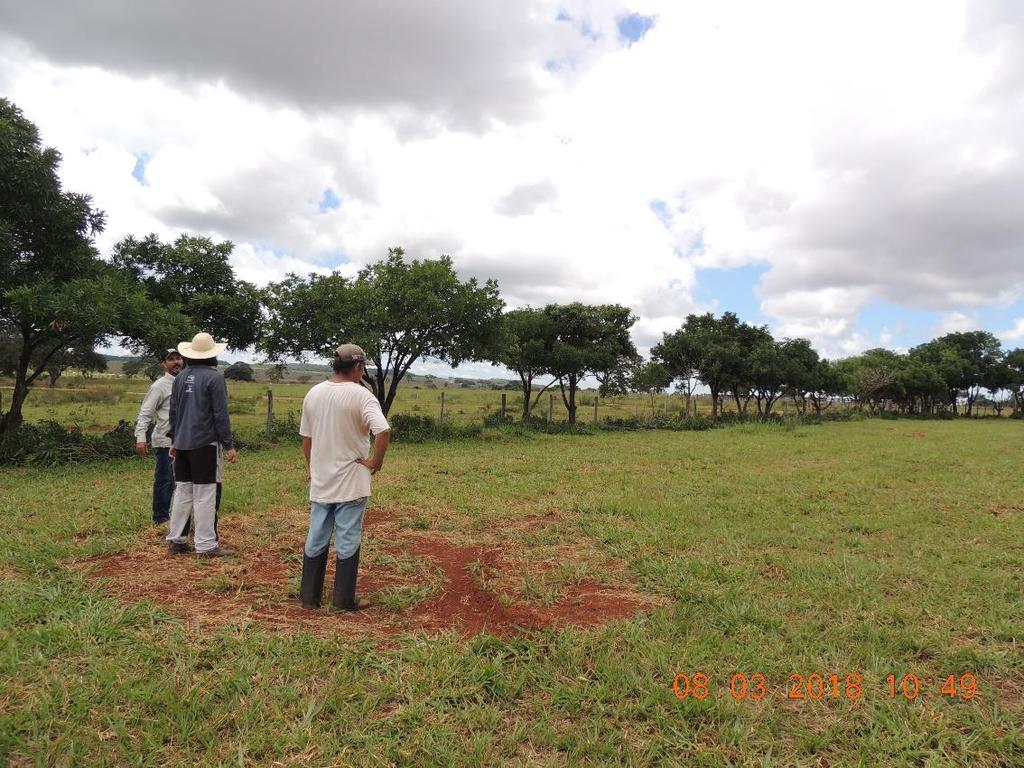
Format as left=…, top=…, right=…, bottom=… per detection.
left=2, top=0, right=1022, bottom=376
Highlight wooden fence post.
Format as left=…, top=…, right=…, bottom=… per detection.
left=547, top=393, right=553, bottom=424
left=265, top=389, right=273, bottom=439
left=440, top=390, right=446, bottom=422
left=593, top=395, right=599, bottom=424
left=501, top=392, right=507, bottom=418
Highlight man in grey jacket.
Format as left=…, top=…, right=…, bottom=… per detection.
left=134, top=349, right=183, bottom=525
left=166, top=332, right=239, bottom=557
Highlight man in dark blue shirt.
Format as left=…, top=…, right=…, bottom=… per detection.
left=166, top=332, right=239, bottom=557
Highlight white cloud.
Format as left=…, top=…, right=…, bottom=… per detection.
left=2, top=0, right=1022, bottom=374
left=933, top=312, right=981, bottom=335
left=998, top=317, right=1024, bottom=343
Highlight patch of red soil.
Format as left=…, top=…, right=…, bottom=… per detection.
left=990, top=504, right=1020, bottom=518
left=79, top=509, right=660, bottom=640
left=403, top=538, right=647, bottom=637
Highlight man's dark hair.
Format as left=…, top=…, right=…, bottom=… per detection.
left=332, top=355, right=363, bottom=375
left=185, top=357, right=218, bottom=367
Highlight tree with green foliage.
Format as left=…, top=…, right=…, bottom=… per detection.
left=261, top=248, right=503, bottom=416
left=805, top=359, right=849, bottom=415
left=773, top=338, right=820, bottom=415
left=0, top=99, right=186, bottom=435
left=744, top=336, right=821, bottom=418
left=654, top=312, right=756, bottom=419
left=0, top=332, right=106, bottom=389
left=1003, top=349, right=1024, bottom=415
left=43, top=343, right=107, bottom=388
left=111, top=233, right=263, bottom=357
left=910, top=331, right=1002, bottom=415
left=223, top=361, right=255, bottom=382
left=544, top=303, right=637, bottom=425
left=488, top=307, right=557, bottom=420
left=895, top=357, right=946, bottom=414
left=122, top=356, right=164, bottom=381
left=835, top=349, right=904, bottom=414
left=983, top=361, right=1013, bottom=415
left=631, top=360, right=672, bottom=418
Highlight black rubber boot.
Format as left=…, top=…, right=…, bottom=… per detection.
left=332, top=547, right=370, bottom=611
left=299, top=550, right=328, bottom=609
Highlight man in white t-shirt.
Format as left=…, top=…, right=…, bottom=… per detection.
left=298, top=343, right=391, bottom=610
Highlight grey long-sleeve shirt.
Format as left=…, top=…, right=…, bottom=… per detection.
left=134, top=372, right=175, bottom=448
left=167, top=364, right=234, bottom=451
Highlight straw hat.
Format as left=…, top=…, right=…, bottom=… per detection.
left=177, top=332, right=227, bottom=360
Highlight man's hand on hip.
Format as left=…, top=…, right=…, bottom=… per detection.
left=355, top=457, right=381, bottom=475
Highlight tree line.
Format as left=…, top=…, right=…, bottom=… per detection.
left=3, top=97, right=1023, bottom=437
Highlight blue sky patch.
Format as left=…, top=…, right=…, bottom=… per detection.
left=131, top=153, right=150, bottom=186
left=648, top=198, right=671, bottom=227
left=618, top=13, right=656, bottom=45
left=322, top=250, right=349, bottom=268
left=854, top=300, right=937, bottom=351
left=555, top=10, right=600, bottom=41
left=694, top=264, right=770, bottom=326
left=319, top=187, right=341, bottom=212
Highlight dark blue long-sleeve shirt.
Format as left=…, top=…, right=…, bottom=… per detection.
left=167, top=364, right=234, bottom=450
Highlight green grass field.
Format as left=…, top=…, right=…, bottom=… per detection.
left=2, top=419, right=1022, bottom=766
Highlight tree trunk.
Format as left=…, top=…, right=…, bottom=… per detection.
left=520, top=376, right=532, bottom=420
left=558, top=376, right=579, bottom=425
left=370, top=363, right=388, bottom=415
left=0, top=363, right=31, bottom=436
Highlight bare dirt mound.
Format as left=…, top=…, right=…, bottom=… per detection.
left=77, top=508, right=662, bottom=639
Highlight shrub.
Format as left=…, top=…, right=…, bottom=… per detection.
left=0, top=420, right=135, bottom=467
left=232, top=412, right=303, bottom=452
left=388, top=413, right=482, bottom=443
left=224, top=361, right=255, bottom=381
left=519, top=417, right=596, bottom=435
left=482, top=411, right=515, bottom=428
left=600, top=414, right=716, bottom=432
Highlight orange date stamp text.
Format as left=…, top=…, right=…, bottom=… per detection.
left=671, top=672, right=979, bottom=702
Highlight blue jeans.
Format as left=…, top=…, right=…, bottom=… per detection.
left=152, top=447, right=174, bottom=523
left=304, top=498, right=368, bottom=559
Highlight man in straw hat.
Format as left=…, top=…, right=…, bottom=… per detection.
left=299, top=343, right=391, bottom=610
left=165, top=332, right=239, bottom=557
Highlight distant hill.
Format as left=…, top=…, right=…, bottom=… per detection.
left=102, top=354, right=518, bottom=389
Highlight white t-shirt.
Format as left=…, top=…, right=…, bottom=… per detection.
left=299, top=380, right=391, bottom=503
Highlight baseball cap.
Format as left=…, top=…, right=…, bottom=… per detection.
left=334, top=343, right=367, bottom=362
left=162, top=348, right=183, bottom=361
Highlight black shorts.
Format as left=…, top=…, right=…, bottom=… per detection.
left=173, top=445, right=219, bottom=485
